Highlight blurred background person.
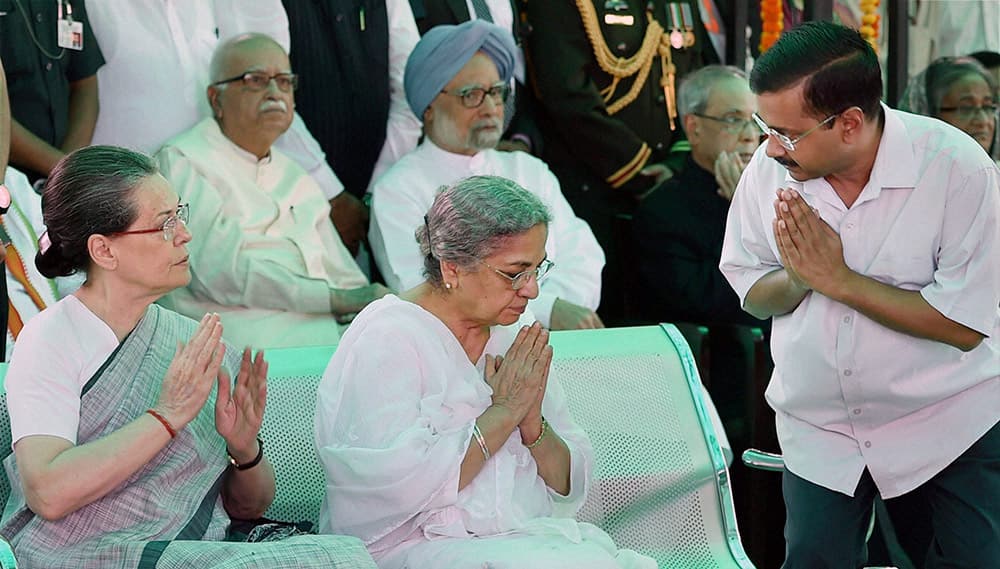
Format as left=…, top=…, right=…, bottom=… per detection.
left=0, top=0, right=103, bottom=183
left=901, top=56, right=998, bottom=163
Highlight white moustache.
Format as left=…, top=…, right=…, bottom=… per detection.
left=259, top=100, right=288, bottom=113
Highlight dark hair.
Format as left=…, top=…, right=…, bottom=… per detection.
left=416, top=176, right=550, bottom=287
left=750, top=21, right=883, bottom=120
left=36, top=146, right=158, bottom=278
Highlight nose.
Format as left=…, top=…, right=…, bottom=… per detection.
left=763, top=134, right=786, bottom=159
left=175, top=219, right=193, bottom=245
left=518, top=273, right=540, bottom=300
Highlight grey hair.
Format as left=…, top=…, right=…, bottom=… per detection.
left=900, top=56, right=997, bottom=117
left=415, top=175, right=551, bottom=287
left=677, top=65, right=749, bottom=120
left=36, top=146, right=158, bottom=278
left=208, top=32, right=287, bottom=85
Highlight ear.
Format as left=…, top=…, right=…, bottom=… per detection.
left=207, top=86, right=223, bottom=118
left=86, top=234, right=119, bottom=272
left=838, top=107, right=865, bottom=142
left=439, top=258, right=460, bottom=289
left=683, top=114, right=700, bottom=143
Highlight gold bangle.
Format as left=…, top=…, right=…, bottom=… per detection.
left=525, top=418, right=548, bottom=449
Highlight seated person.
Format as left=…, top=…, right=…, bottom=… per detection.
left=632, top=65, right=767, bottom=448
left=318, top=175, right=655, bottom=568
left=633, top=65, right=765, bottom=328
left=370, top=20, right=605, bottom=331
left=0, top=145, right=374, bottom=568
left=156, top=33, right=388, bottom=348
left=2, top=165, right=82, bottom=359
left=900, top=56, right=998, bottom=162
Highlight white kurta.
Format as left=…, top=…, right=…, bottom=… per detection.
left=369, top=141, right=605, bottom=326
left=315, top=295, right=654, bottom=569
left=155, top=118, right=368, bottom=348
left=720, top=104, right=1000, bottom=498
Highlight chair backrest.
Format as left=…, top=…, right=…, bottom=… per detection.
left=0, top=364, right=10, bottom=512
left=258, top=345, right=337, bottom=524
left=549, top=324, right=753, bottom=568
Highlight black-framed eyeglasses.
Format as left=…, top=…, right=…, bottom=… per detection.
left=112, top=203, right=190, bottom=241
left=693, top=113, right=763, bottom=135
left=481, top=258, right=554, bottom=290
left=938, top=103, right=998, bottom=121
left=752, top=107, right=854, bottom=151
left=212, top=71, right=299, bottom=92
left=440, top=82, right=510, bottom=109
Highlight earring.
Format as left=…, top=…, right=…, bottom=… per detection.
left=445, top=282, right=452, bottom=289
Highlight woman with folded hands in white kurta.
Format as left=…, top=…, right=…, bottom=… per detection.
left=315, top=175, right=654, bottom=568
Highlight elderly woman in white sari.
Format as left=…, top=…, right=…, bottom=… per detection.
left=0, top=146, right=374, bottom=568
left=316, top=176, right=655, bottom=569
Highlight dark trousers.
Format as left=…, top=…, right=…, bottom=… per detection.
left=781, top=421, right=1000, bottom=569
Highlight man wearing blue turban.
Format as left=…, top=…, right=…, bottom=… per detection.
left=371, top=20, right=608, bottom=331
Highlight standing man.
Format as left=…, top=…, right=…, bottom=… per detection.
left=412, top=0, right=542, bottom=155
left=526, top=0, right=717, bottom=323
left=721, top=22, right=999, bottom=568
left=0, top=0, right=103, bottom=182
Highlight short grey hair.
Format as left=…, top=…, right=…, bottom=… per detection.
left=678, top=65, right=749, bottom=120
left=416, top=175, right=551, bottom=287
left=208, top=32, right=287, bottom=85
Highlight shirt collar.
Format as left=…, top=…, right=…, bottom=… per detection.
left=420, top=138, right=489, bottom=172
left=785, top=103, right=917, bottom=208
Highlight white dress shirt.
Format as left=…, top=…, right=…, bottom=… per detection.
left=87, top=0, right=345, bottom=199
left=720, top=104, right=1000, bottom=498
left=369, top=141, right=605, bottom=326
left=156, top=118, right=368, bottom=348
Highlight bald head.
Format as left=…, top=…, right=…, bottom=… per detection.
left=206, top=33, right=295, bottom=159
left=209, top=33, right=288, bottom=85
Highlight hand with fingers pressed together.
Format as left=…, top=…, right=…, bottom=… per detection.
left=484, top=321, right=553, bottom=439
left=153, top=313, right=226, bottom=432
left=772, top=188, right=851, bottom=298
left=215, top=347, right=269, bottom=463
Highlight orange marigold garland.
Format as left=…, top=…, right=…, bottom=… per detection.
left=760, top=0, right=783, bottom=53
left=859, top=0, right=880, bottom=51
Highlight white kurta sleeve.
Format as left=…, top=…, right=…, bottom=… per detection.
left=315, top=316, right=469, bottom=546
left=369, top=171, right=430, bottom=292
left=530, top=165, right=605, bottom=325
left=366, top=0, right=422, bottom=191
left=719, top=159, right=784, bottom=305
left=157, top=147, right=334, bottom=314
left=538, top=370, right=593, bottom=516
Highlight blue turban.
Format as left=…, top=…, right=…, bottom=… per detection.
left=404, top=20, right=517, bottom=119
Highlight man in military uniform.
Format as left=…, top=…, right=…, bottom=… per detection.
left=526, top=0, right=718, bottom=323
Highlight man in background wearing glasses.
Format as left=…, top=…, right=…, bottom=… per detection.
left=370, top=20, right=604, bottom=330
left=154, top=33, right=389, bottom=350
left=720, top=21, right=1000, bottom=569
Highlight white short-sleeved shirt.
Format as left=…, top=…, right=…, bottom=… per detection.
left=720, top=104, right=1000, bottom=498
left=5, top=296, right=119, bottom=446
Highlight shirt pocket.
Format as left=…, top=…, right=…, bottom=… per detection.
left=866, top=249, right=936, bottom=291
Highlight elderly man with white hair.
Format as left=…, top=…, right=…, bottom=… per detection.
left=369, top=20, right=605, bottom=330
left=156, top=33, right=388, bottom=348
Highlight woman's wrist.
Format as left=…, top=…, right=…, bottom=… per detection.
left=519, top=416, right=544, bottom=445
left=226, top=437, right=261, bottom=465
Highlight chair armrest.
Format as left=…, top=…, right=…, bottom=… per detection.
left=741, top=448, right=785, bottom=472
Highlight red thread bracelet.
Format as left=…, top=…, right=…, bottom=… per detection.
left=146, top=409, right=177, bottom=438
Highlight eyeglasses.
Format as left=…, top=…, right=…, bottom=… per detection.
left=440, top=82, right=510, bottom=109
left=112, top=203, right=190, bottom=241
left=693, top=113, right=764, bottom=135
left=481, top=258, right=554, bottom=290
left=212, top=71, right=299, bottom=92
left=938, top=103, right=998, bottom=121
left=752, top=109, right=849, bottom=151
